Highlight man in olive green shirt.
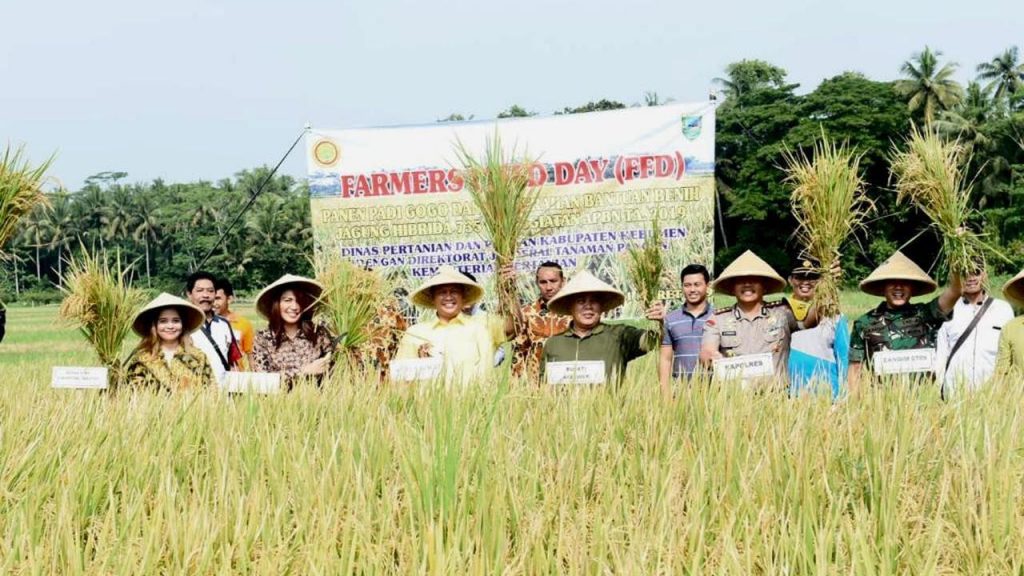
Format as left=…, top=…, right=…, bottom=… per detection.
left=996, top=269, right=1024, bottom=377
left=541, top=270, right=664, bottom=385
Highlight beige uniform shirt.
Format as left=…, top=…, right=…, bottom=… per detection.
left=702, top=301, right=798, bottom=375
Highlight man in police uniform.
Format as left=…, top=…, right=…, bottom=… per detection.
left=785, top=256, right=820, bottom=329
left=848, top=251, right=960, bottom=391
left=700, top=250, right=820, bottom=382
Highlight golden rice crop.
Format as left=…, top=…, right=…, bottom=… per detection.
left=455, top=131, right=540, bottom=324
left=2, top=341, right=1024, bottom=573
left=890, top=125, right=1000, bottom=277
left=623, top=218, right=665, bottom=311
left=57, top=248, right=146, bottom=385
left=0, top=144, right=52, bottom=257
left=783, top=133, right=872, bottom=318
left=314, top=252, right=386, bottom=363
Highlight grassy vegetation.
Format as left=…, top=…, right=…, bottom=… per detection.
left=1, top=296, right=1022, bottom=573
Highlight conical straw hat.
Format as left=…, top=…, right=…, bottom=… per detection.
left=547, top=270, right=625, bottom=316
left=255, top=274, right=324, bottom=319
left=710, top=250, right=787, bottom=295
left=1003, top=268, right=1024, bottom=307
left=409, top=266, right=484, bottom=309
left=859, top=251, right=937, bottom=297
left=132, top=293, right=205, bottom=337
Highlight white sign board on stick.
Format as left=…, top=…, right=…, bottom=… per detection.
left=389, top=357, right=444, bottom=383
left=872, top=349, right=936, bottom=376
left=222, top=372, right=282, bottom=394
left=546, top=361, right=607, bottom=386
left=51, top=367, right=108, bottom=390
left=714, top=353, right=774, bottom=386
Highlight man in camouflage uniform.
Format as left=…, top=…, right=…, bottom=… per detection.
left=701, top=250, right=821, bottom=382
left=848, top=251, right=959, bottom=391
left=501, top=261, right=571, bottom=381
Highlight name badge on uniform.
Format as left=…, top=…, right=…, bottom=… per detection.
left=546, top=361, right=606, bottom=386
left=713, top=353, right=774, bottom=385
left=223, top=372, right=282, bottom=394
left=872, top=349, right=936, bottom=375
left=51, top=367, right=108, bottom=390
left=390, top=358, right=444, bottom=383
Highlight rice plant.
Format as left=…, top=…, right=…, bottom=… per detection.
left=454, top=131, right=541, bottom=326
left=57, top=247, right=146, bottom=386
left=890, top=125, right=1001, bottom=277
left=783, top=133, right=872, bottom=318
left=314, top=252, right=387, bottom=363
left=0, top=144, right=52, bottom=255
left=623, top=218, right=665, bottom=314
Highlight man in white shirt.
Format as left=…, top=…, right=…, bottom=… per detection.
left=936, top=267, right=1014, bottom=397
left=185, top=271, right=237, bottom=385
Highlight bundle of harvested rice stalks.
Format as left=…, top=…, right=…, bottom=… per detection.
left=314, top=252, right=387, bottom=363
left=0, top=145, right=52, bottom=255
left=59, top=248, right=146, bottom=386
left=783, top=134, right=872, bottom=318
left=890, top=125, right=1002, bottom=277
left=454, top=131, right=541, bottom=327
left=623, top=218, right=665, bottom=322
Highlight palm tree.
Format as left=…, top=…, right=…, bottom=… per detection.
left=46, top=191, right=76, bottom=285
left=896, top=46, right=964, bottom=124
left=18, top=204, right=50, bottom=279
left=976, top=46, right=1024, bottom=102
left=131, top=191, right=162, bottom=284
left=934, top=82, right=994, bottom=155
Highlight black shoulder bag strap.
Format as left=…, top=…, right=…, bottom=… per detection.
left=945, top=297, right=994, bottom=374
left=200, top=320, right=231, bottom=371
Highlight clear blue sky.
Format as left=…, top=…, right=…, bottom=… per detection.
left=2, top=0, right=1021, bottom=190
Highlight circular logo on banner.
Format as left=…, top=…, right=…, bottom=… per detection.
left=313, top=140, right=340, bottom=167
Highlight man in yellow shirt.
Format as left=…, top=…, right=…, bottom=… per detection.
left=996, top=268, right=1024, bottom=377
left=395, top=266, right=494, bottom=385
left=213, top=278, right=254, bottom=369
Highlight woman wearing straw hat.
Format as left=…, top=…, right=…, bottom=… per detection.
left=995, top=269, right=1024, bottom=377
left=125, top=293, right=214, bottom=391
left=252, top=274, right=335, bottom=388
left=394, top=265, right=495, bottom=384
left=848, top=251, right=960, bottom=391
left=700, top=250, right=818, bottom=382
left=541, top=270, right=665, bottom=386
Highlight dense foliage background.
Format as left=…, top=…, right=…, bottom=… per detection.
left=4, top=47, right=1023, bottom=303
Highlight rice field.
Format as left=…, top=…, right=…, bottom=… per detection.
left=2, top=301, right=1023, bottom=574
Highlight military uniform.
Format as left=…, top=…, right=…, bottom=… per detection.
left=702, top=301, right=798, bottom=376
left=511, top=298, right=571, bottom=381
left=849, top=297, right=950, bottom=363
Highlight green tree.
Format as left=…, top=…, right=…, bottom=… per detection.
left=713, top=60, right=788, bottom=100
left=496, top=105, right=535, bottom=118
left=896, top=46, right=964, bottom=124
left=556, top=99, right=626, bottom=115
left=976, top=46, right=1024, bottom=103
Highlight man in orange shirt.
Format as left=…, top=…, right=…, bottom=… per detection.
left=214, top=278, right=255, bottom=369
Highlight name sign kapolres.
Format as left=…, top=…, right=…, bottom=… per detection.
left=306, top=104, right=716, bottom=315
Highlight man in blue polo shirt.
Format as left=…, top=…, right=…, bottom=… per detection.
left=659, top=264, right=713, bottom=396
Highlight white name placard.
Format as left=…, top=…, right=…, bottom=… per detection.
left=872, top=349, right=936, bottom=376
left=51, top=367, right=108, bottom=390
left=390, top=357, right=444, bottom=383
left=222, top=372, right=282, bottom=394
left=713, top=353, right=775, bottom=382
left=546, top=361, right=606, bottom=386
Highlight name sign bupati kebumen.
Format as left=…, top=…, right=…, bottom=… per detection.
left=306, top=103, right=716, bottom=317
left=51, top=367, right=109, bottom=390
left=546, top=361, right=606, bottom=386
left=872, top=349, right=936, bottom=375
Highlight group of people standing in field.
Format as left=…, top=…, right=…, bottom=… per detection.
left=120, top=247, right=1024, bottom=396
